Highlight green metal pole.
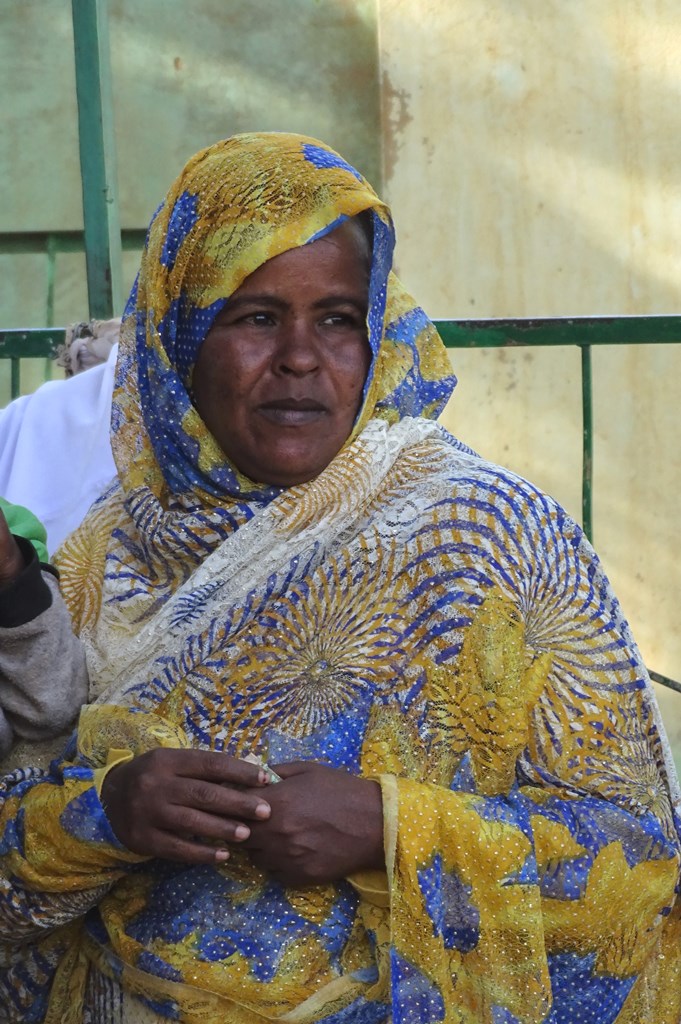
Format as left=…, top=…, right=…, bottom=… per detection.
left=71, top=0, right=122, bottom=319
left=581, top=343, right=593, bottom=542
left=45, top=233, right=57, bottom=327
left=649, top=670, right=681, bottom=695
left=44, top=233, right=57, bottom=382
left=10, top=358, right=20, bottom=401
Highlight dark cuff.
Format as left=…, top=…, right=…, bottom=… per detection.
left=0, top=535, right=54, bottom=627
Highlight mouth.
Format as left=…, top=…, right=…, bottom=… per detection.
left=258, top=398, right=328, bottom=426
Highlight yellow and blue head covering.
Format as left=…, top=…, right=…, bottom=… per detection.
left=113, top=132, right=456, bottom=504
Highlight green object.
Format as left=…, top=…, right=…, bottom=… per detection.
left=0, top=314, right=679, bottom=699
left=580, top=343, right=593, bottom=539
left=0, top=496, right=50, bottom=564
left=0, top=229, right=144, bottom=397
left=0, top=328, right=64, bottom=401
left=435, top=314, right=681, bottom=546
left=0, top=229, right=146, bottom=255
left=71, top=0, right=123, bottom=319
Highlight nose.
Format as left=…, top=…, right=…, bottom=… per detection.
left=274, top=318, right=320, bottom=376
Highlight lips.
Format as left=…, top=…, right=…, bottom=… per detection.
left=258, top=398, right=328, bottom=426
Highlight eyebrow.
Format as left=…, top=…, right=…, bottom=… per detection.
left=314, top=295, right=368, bottom=312
left=222, top=293, right=368, bottom=313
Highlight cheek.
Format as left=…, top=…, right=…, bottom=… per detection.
left=192, top=351, right=237, bottom=429
left=344, top=346, right=371, bottom=407
left=195, top=339, right=261, bottom=401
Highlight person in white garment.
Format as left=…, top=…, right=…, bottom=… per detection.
left=0, top=340, right=117, bottom=554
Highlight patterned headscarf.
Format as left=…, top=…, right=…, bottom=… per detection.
left=112, top=132, right=456, bottom=505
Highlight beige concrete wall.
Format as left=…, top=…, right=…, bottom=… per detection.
left=378, top=0, right=681, bottom=768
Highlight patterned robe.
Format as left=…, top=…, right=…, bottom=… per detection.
left=0, top=133, right=679, bottom=1023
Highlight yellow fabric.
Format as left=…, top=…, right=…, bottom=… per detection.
left=0, top=134, right=679, bottom=1023
left=93, top=750, right=135, bottom=798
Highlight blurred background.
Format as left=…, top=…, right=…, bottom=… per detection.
left=1, top=0, right=679, bottom=766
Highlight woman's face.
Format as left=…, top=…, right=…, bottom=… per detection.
left=192, top=220, right=372, bottom=487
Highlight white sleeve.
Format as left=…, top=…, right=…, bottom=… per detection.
left=0, top=344, right=117, bottom=554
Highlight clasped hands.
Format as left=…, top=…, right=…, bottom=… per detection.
left=100, top=749, right=385, bottom=886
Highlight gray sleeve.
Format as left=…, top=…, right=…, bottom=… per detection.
left=0, top=572, right=89, bottom=753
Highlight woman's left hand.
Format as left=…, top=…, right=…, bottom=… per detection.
left=242, top=761, right=384, bottom=886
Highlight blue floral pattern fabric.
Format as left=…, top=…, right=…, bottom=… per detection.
left=0, top=134, right=679, bottom=1024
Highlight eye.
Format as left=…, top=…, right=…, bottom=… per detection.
left=242, top=311, right=276, bottom=326
left=320, top=312, right=363, bottom=329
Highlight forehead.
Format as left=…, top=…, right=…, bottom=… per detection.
left=226, top=220, right=371, bottom=300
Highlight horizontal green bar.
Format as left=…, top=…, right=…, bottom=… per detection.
left=3, top=317, right=681, bottom=360
left=0, top=328, right=64, bottom=358
left=649, top=670, right=681, bottom=695
left=0, top=321, right=679, bottom=696
left=0, top=229, right=146, bottom=255
left=435, top=316, right=681, bottom=347
left=2, top=316, right=681, bottom=361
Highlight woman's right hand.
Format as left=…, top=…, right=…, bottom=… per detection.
left=100, top=748, right=272, bottom=864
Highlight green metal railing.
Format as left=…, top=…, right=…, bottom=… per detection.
left=72, top=0, right=123, bottom=318
left=0, top=228, right=145, bottom=397
left=0, top=328, right=64, bottom=401
left=437, top=315, right=681, bottom=540
left=2, top=315, right=680, bottom=544
left=0, top=0, right=125, bottom=345
left=0, top=229, right=146, bottom=328
left=0, top=315, right=679, bottom=700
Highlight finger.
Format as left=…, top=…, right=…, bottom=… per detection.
left=162, top=804, right=254, bottom=843
left=166, top=749, right=272, bottom=787
left=162, top=777, right=271, bottom=822
left=146, top=829, right=234, bottom=866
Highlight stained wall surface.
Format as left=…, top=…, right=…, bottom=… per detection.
left=379, top=0, right=681, bottom=767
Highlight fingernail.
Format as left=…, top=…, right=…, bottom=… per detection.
left=234, top=825, right=250, bottom=840
left=258, top=769, right=268, bottom=785
left=215, top=849, right=230, bottom=862
left=255, top=802, right=271, bottom=819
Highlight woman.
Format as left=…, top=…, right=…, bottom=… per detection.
left=0, top=133, right=679, bottom=1024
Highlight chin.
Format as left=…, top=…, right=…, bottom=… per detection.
left=263, top=467, right=320, bottom=488
left=230, top=456, right=320, bottom=489
left=247, top=448, right=334, bottom=489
